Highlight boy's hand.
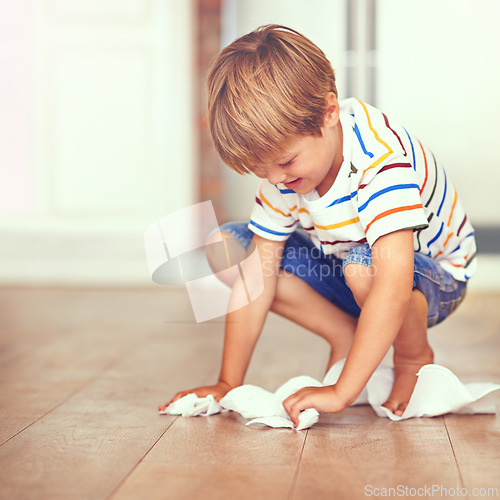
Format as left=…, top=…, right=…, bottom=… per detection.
left=158, top=381, right=233, bottom=412
left=282, top=385, right=348, bottom=427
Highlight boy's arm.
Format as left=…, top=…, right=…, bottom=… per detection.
left=217, top=234, right=285, bottom=388
left=162, top=235, right=285, bottom=407
left=334, top=229, right=414, bottom=400
left=283, top=229, right=414, bottom=424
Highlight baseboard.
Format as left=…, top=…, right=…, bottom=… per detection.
left=0, top=223, right=153, bottom=286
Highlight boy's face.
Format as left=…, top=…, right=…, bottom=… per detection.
left=252, top=94, right=343, bottom=197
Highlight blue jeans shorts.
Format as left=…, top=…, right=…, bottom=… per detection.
left=219, top=222, right=467, bottom=328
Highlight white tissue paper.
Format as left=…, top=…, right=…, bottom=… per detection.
left=159, top=360, right=500, bottom=429
left=159, top=393, right=224, bottom=417
left=221, top=375, right=323, bottom=430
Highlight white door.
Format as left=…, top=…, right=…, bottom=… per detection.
left=0, top=0, right=195, bottom=284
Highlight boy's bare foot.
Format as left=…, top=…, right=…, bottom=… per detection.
left=382, top=347, right=434, bottom=416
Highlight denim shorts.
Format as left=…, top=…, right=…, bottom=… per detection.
left=219, top=222, right=467, bottom=328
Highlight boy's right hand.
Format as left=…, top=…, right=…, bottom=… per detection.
left=157, top=380, right=233, bottom=412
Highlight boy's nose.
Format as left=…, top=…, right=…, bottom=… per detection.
left=267, top=168, right=286, bottom=186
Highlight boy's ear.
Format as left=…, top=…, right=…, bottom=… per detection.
left=324, top=92, right=340, bottom=128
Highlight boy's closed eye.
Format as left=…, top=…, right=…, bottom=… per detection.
left=279, top=157, right=295, bottom=168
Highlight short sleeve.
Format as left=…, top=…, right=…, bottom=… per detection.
left=248, top=180, right=299, bottom=241
left=356, top=158, right=429, bottom=246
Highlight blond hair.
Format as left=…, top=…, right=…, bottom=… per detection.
left=207, top=25, right=337, bottom=174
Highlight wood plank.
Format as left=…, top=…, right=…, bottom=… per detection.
left=110, top=310, right=328, bottom=500
left=429, top=293, right=500, bottom=381
left=111, top=412, right=305, bottom=500
left=0, top=286, right=193, bottom=443
left=0, top=286, right=193, bottom=364
left=1, top=288, right=498, bottom=500
left=133, top=411, right=304, bottom=465
left=444, top=414, right=500, bottom=493
left=0, top=317, right=221, bottom=499
left=0, top=287, right=142, bottom=362
left=292, top=409, right=462, bottom=499
left=111, top=463, right=297, bottom=500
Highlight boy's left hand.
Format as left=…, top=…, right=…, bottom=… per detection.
left=282, top=385, right=348, bottom=427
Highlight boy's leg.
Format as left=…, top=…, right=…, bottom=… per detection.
left=271, top=272, right=358, bottom=368
left=384, top=289, right=433, bottom=415
left=345, top=262, right=433, bottom=415
left=344, top=246, right=466, bottom=416
left=206, top=224, right=360, bottom=370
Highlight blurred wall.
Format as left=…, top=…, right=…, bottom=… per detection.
left=376, top=0, right=500, bottom=225
left=2, top=0, right=499, bottom=287
left=0, top=0, right=195, bottom=284
left=221, top=0, right=500, bottom=227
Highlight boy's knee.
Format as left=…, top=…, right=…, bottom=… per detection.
left=344, top=263, right=374, bottom=307
left=205, top=231, right=235, bottom=271
left=205, top=231, right=247, bottom=285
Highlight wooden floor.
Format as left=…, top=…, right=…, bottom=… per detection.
left=0, top=286, right=499, bottom=500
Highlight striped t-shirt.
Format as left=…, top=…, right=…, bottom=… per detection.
left=248, top=98, right=477, bottom=282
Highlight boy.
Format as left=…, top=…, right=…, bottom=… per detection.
left=159, top=25, right=476, bottom=425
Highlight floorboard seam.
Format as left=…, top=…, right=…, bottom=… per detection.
left=287, top=428, right=309, bottom=500
left=443, top=416, right=467, bottom=491
left=0, top=339, right=145, bottom=448
left=105, top=416, right=179, bottom=499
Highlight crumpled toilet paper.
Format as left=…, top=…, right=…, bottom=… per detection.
left=160, top=393, right=224, bottom=417
left=159, top=360, right=500, bottom=429
left=220, top=375, right=323, bottom=430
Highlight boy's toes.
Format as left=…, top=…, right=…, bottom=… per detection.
left=394, top=402, right=408, bottom=416
left=382, top=399, right=408, bottom=416
left=381, top=400, right=398, bottom=413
